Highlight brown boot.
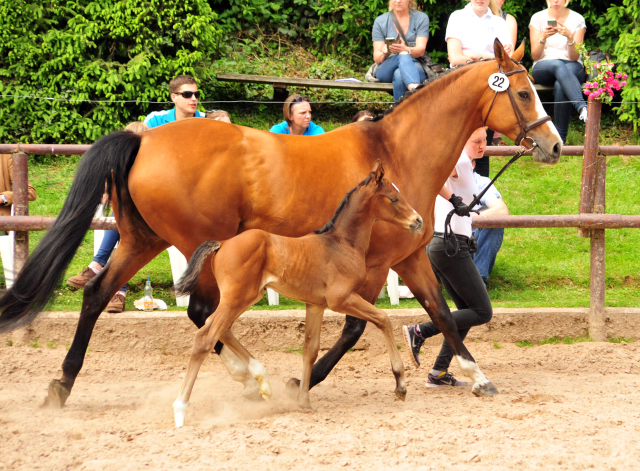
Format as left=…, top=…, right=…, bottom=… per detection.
left=67, top=267, right=97, bottom=289
left=105, top=293, right=126, bottom=313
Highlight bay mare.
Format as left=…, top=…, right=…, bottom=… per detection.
left=171, top=163, right=424, bottom=426
left=0, top=41, right=562, bottom=408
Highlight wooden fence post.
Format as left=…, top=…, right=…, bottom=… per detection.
left=11, top=152, right=30, bottom=277
left=580, top=98, right=606, bottom=341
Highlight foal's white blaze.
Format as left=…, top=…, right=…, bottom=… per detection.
left=392, top=182, right=400, bottom=193
left=173, top=399, right=189, bottom=428
left=528, top=78, right=562, bottom=141
left=248, top=357, right=272, bottom=400
left=455, top=355, right=490, bottom=387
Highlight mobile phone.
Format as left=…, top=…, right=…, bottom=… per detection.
left=385, top=37, right=396, bottom=48
left=547, top=19, right=557, bottom=27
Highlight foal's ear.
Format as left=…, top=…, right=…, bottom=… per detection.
left=512, top=39, right=525, bottom=62
left=372, top=159, right=384, bottom=183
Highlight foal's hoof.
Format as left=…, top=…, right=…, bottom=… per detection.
left=242, top=385, right=264, bottom=402
left=395, top=388, right=407, bottom=402
left=42, top=379, right=70, bottom=409
left=286, top=378, right=301, bottom=396
left=472, top=381, right=500, bottom=397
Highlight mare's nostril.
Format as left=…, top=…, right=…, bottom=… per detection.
left=553, top=142, right=561, bottom=159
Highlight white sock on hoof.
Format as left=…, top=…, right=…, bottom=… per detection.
left=173, top=400, right=188, bottom=428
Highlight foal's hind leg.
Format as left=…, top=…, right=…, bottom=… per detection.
left=330, top=293, right=406, bottom=401
left=45, top=236, right=169, bottom=408
left=188, top=266, right=261, bottom=399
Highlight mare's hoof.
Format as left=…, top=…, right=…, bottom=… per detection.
left=472, top=381, right=500, bottom=397
left=395, top=388, right=407, bottom=402
left=286, top=378, right=301, bottom=395
left=42, top=379, right=70, bottom=409
left=298, top=401, right=317, bottom=412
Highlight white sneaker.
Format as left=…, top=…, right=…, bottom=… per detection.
left=579, top=108, right=588, bottom=122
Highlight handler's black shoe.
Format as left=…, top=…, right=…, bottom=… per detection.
left=426, top=372, right=468, bottom=388
left=402, top=324, right=425, bottom=367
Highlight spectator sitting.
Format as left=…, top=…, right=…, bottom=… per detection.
left=66, top=121, right=150, bottom=313
left=270, top=95, right=325, bottom=136
left=446, top=0, right=513, bottom=178
left=0, top=154, right=38, bottom=229
left=352, top=110, right=376, bottom=122
left=144, top=75, right=205, bottom=127
left=371, top=0, right=430, bottom=102
left=495, top=0, right=518, bottom=48
left=471, top=159, right=509, bottom=288
left=529, top=0, right=587, bottom=144
left=205, top=109, right=231, bottom=123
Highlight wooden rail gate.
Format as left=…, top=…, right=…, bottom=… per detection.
left=1, top=98, right=639, bottom=340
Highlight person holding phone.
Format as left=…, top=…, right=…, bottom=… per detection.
left=371, top=0, right=430, bottom=101
left=529, top=0, right=587, bottom=144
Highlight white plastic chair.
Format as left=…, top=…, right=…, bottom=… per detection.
left=377, top=269, right=400, bottom=305
left=166, top=246, right=190, bottom=307
left=0, top=230, right=15, bottom=289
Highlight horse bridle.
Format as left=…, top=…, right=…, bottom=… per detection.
left=482, top=62, right=552, bottom=148
left=443, top=61, right=553, bottom=257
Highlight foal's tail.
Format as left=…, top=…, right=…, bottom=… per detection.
left=0, top=131, right=142, bottom=333
left=175, top=240, right=222, bottom=296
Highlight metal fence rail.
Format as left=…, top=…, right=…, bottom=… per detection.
left=1, top=97, right=639, bottom=339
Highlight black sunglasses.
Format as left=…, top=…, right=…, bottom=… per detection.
left=174, top=91, right=201, bottom=99
left=289, top=95, right=309, bottom=111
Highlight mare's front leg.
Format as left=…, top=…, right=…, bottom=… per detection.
left=187, top=264, right=261, bottom=399
left=45, top=235, right=168, bottom=408
left=299, top=304, right=325, bottom=410
left=393, top=248, right=498, bottom=397
left=330, top=293, right=406, bottom=401
left=306, top=270, right=388, bottom=390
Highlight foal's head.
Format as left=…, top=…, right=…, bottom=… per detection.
left=364, top=161, right=423, bottom=234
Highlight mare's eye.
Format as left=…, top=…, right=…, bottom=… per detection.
left=518, top=91, right=530, bottom=100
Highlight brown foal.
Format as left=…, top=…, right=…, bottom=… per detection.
left=172, top=162, right=423, bottom=426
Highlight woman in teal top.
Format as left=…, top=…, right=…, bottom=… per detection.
left=269, top=95, right=325, bottom=136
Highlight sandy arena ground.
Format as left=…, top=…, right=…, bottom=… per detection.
left=1, top=325, right=640, bottom=471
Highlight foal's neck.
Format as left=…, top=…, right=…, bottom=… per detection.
left=326, top=189, right=377, bottom=254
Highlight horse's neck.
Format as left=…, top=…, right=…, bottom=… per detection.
left=380, top=65, right=492, bottom=204
left=329, top=191, right=376, bottom=253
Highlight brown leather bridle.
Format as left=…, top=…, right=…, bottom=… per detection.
left=482, top=62, right=552, bottom=148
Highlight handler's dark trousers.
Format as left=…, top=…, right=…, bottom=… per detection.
left=417, top=235, right=493, bottom=372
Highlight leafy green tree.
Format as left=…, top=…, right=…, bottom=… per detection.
left=0, top=0, right=221, bottom=143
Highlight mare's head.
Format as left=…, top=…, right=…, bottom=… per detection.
left=484, top=39, right=562, bottom=164
left=366, top=161, right=423, bottom=234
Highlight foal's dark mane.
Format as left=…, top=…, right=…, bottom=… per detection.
left=314, top=173, right=375, bottom=235
left=371, top=59, right=495, bottom=122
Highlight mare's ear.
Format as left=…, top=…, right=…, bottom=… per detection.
left=494, top=38, right=509, bottom=69
left=372, top=159, right=384, bottom=183
left=512, top=39, right=525, bottom=62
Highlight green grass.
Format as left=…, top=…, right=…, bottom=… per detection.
left=2, top=120, right=639, bottom=311
left=28, top=338, right=41, bottom=348
left=284, top=346, right=303, bottom=354
left=608, top=336, right=634, bottom=343
left=46, top=340, right=56, bottom=349
left=515, top=335, right=593, bottom=347
left=6, top=338, right=13, bottom=346
left=493, top=340, right=503, bottom=349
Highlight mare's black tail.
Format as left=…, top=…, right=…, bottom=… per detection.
left=174, top=241, right=221, bottom=296
left=0, top=131, right=142, bottom=333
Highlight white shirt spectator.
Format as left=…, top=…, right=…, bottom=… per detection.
left=445, top=4, right=512, bottom=57
left=529, top=9, right=586, bottom=66
left=434, top=152, right=475, bottom=238
left=473, top=173, right=502, bottom=211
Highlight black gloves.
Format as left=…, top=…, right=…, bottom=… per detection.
left=448, top=193, right=471, bottom=217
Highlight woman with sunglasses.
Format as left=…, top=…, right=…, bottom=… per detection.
left=144, top=75, right=205, bottom=128
left=269, top=95, right=325, bottom=136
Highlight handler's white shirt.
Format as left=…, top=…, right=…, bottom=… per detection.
left=473, top=173, right=502, bottom=211
left=445, top=4, right=512, bottom=56
left=434, top=151, right=476, bottom=238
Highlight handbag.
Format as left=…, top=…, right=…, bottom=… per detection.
left=586, top=50, right=610, bottom=81
left=389, top=11, right=441, bottom=81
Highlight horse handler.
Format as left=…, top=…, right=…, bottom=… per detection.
left=403, top=127, right=493, bottom=388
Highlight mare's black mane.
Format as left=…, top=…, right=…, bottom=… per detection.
left=314, top=173, right=375, bottom=235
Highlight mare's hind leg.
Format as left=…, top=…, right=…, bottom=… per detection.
left=219, top=330, right=271, bottom=400
left=393, top=248, right=498, bottom=397
left=187, top=264, right=261, bottom=398
left=329, top=293, right=406, bottom=401
left=45, top=235, right=169, bottom=408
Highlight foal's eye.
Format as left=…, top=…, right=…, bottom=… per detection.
left=389, top=197, right=399, bottom=203
left=518, top=91, right=530, bottom=100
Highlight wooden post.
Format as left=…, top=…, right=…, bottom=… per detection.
left=11, top=152, right=29, bottom=277
left=580, top=98, right=607, bottom=340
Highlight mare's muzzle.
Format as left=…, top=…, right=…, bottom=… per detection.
left=410, top=216, right=424, bottom=234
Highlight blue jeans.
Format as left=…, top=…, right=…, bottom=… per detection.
left=376, top=54, right=426, bottom=101
left=531, top=59, right=586, bottom=143
left=92, top=229, right=127, bottom=292
left=472, top=228, right=504, bottom=287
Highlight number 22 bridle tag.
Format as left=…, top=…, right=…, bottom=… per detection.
left=488, top=73, right=509, bottom=92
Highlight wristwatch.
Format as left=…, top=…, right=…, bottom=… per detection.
left=538, top=39, right=546, bottom=44
left=567, top=39, right=575, bottom=46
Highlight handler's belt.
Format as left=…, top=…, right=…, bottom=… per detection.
left=432, top=231, right=469, bottom=241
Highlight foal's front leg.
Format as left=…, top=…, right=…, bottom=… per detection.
left=331, top=293, right=406, bottom=401
left=299, top=304, right=325, bottom=410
